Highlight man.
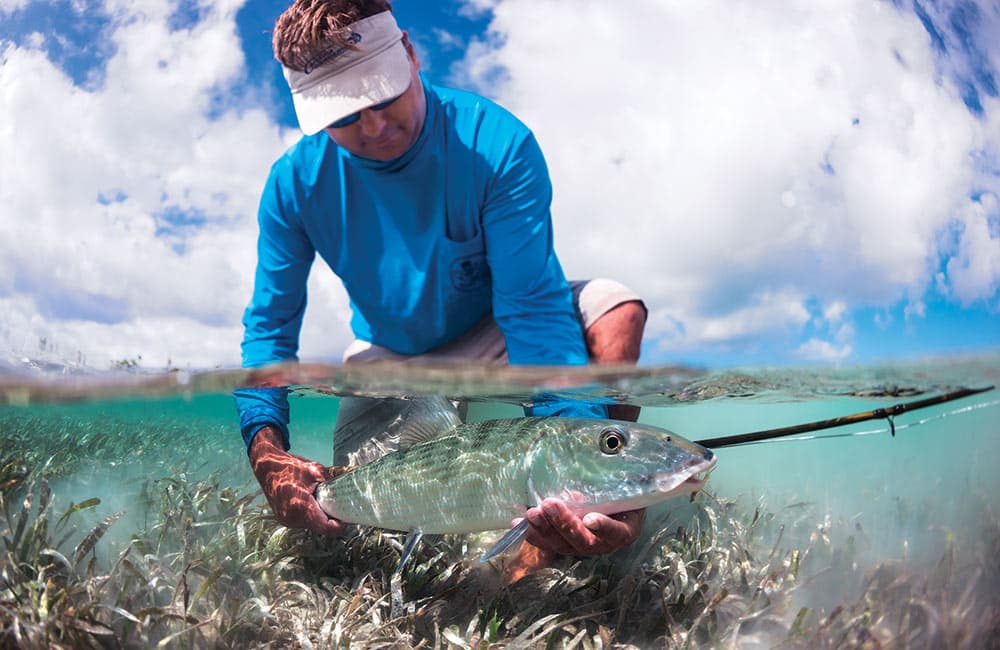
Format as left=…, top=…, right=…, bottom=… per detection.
left=236, top=0, right=648, bottom=575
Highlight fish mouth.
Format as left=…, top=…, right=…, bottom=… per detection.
left=681, top=470, right=710, bottom=491
left=655, top=456, right=718, bottom=496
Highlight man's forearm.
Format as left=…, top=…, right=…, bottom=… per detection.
left=245, top=424, right=347, bottom=537
left=249, top=425, right=286, bottom=477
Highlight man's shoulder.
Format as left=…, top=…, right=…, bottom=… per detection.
left=431, top=82, right=500, bottom=112
left=260, top=133, right=335, bottom=210
left=431, top=82, right=532, bottom=141
left=272, top=133, right=331, bottom=172
left=263, top=133, right=336, bottom=196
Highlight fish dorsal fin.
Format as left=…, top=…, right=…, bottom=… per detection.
left=394, top=396, right=463, bottom=451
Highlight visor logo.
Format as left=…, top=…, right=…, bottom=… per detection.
left=303, top=32, right=363, bottom=73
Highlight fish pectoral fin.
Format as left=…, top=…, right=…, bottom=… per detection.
left=390, top=528, right=424, bottom=620
left=393, top=528, right=424, bottom=577
left=480, top=519, right=530, bottom=563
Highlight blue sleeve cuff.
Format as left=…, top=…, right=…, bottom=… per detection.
left=233, top=386, right=291, bottom=451
left=525, top=393, right=609, bottom=419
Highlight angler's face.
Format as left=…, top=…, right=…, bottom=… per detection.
left=323, top=36, right=426, bottom=161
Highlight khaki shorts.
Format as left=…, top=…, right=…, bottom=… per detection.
left=341, top=278, right=644, bottom=364
left=333, top=278, right=644, bottom=465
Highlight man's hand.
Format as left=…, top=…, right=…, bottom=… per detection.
left=522, top=498, right=645, bottom=556
left=248, top=426, right=346, bottom=536
left=503, top=498, right=645, bottom=583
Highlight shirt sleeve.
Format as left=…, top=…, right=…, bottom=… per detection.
left=233, top=386, right=291, bottom=451
left=483, top=132, right=588, bottom=365
left=482, top=131, right=607, bottom=418
left=236, top=165, right=317, bottom=450
left=241, top=166, right=315, bottom=367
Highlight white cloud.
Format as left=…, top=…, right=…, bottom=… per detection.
left=822, top=301, right=848, bottom=324
left=458, top=0, right=500, bottom=20
left=652, top=289, right=811, bottom=351
left=0, top=0, right=354, bottom=369
left=0, top=0, right=27, bottom=14
left=874, top=311, right=894, bottom=330
left=795, top=338, right=853, bottom=363
left=0, top=295, right=240, bottom=369
left=904, top=300, right=927, bottom=320
left=430, top=28, right=464, bottom=51
left=458, top=0, right=1000, bottom=357
left=833, top=321, right=855, bottom=344
left=943, top=192, right=1000, bottom=306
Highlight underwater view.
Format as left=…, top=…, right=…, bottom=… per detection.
left=1, top=356, right=998, bottom=648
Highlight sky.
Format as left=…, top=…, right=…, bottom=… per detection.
left=0, top=0, right=998, bottom=371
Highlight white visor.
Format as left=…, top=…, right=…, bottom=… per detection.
left=282, top=11, right=411, bottom=136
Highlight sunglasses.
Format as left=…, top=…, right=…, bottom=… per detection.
left=327, top=89, right=408, bottom=129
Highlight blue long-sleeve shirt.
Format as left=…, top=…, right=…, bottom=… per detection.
left=237, top=76, right=602, bottom=449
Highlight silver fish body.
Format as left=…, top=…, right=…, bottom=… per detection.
left=315, top=416, right=716, bottom=535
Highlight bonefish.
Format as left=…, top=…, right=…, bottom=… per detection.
left=315, top=408, right=716, bottom=562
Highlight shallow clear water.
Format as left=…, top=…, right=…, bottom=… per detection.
left=1, top=356, right=997, bottom=646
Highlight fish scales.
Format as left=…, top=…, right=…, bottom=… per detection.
left=320, top=418, right=559, bottom=534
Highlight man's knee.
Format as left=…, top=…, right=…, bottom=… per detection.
left=584, top=300, right=647, bottom=363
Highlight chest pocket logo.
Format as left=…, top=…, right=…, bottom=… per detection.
left=450, top=253, right=490, bottom=291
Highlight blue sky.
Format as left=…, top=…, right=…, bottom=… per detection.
left=0, top=0, right=997, bottom=370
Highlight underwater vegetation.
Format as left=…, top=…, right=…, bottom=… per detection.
left=1, top=405, right=998, bottom=648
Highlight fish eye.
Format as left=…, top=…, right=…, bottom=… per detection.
left=599, top=428, right=627, bottom=455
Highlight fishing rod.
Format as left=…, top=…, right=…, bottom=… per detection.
left=695, top=385, right=996, bottom=450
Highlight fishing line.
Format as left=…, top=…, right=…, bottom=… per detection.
left=695, top=386, right=996, bottom=449
left=710, top=398, right=1000, bottom=448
